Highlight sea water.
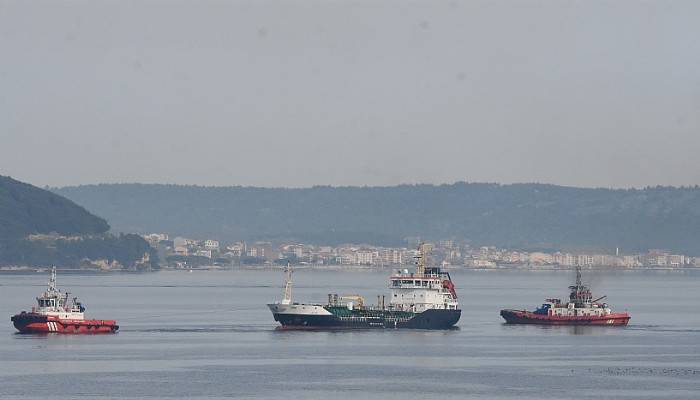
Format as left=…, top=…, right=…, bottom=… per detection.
left=0, top=268, right=698, bottom=399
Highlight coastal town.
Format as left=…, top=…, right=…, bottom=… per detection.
left=142, top=233, right=700, bottom=270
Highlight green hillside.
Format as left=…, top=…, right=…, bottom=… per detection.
left=0, top=175, right=109, bottom=238
left=0, top=176, right=157, bottom=269
left=54, top=182, right=700, bottom=255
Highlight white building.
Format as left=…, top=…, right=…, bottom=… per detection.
left=381, top=249, right=403, bottom=265
left=226, top=243, right=243, bottom=257
left=142, top=233, right=169, bottom=247
left=173, top=237, right=196, bottom=248
left=204, top=240, right=220, bottom=251
left=356, top=250, right=374, bottom=265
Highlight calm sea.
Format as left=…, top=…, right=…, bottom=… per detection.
left=1, top=268, right=699, bottom=399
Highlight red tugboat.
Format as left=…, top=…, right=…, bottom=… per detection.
left=10, top=267, right=119, bottom=334
left=500, top=266, right=630, bottom=326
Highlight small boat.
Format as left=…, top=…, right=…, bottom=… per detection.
left=500, top=266, right=630, bottom=326
left=10, top=267, right=119, bottom=334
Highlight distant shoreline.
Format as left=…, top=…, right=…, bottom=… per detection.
left=1, top=264, right=699, bottom=275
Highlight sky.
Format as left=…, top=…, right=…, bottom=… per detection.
left=1, top=0, right=699, bottom=189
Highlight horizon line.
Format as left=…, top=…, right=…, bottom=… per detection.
left=48, top=180, right=700, bottom=191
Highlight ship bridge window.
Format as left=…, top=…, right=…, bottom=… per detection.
left=401, top=280, right=412, bottom=284
left=422, top=281, right=428, bottom=287
left=392, top=280, right=400, bottom=287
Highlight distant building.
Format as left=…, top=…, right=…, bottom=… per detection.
left=291, top=246, right=303, bottom=259
left=465, top=259, right=496, bottom=268
left=438, top=240, right=454, bottom=249
left=173, top=237, right=196, bottom=248
left=644, top=251, right=668, bottom=267
left=380, top=249, right=403, bottom=265
left=204, top=240, right=220, bottom=251
left=195, top=249, right=212, bottom=259
left=576, top=254, right=594, bottom=267
left=142, top=233, right=169, bottom=247
left=336, top=252, right=355, bottom=265
left=528, top=252, right=552, bottom=265
left=668, top=254, right=686, bottom=267
left=622, top=255, right=641, bottom=267
left=226, top=243, right=244, bottom=257
left=356, top=250, right=374, bottom=265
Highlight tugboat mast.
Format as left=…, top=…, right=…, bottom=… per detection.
left=575, top=264, right=582, bottom=288
left=569, top=265, right=592, bottom=307
left=48, top=266, right=57, bottom=294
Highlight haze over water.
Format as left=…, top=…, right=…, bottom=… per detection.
left=1, top=269, right=699, bottom=399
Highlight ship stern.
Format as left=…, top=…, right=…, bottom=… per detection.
left=10, top=312, right=49, bottom=333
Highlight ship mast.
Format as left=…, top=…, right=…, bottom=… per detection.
left=415, top=243, right=432, bottom=276
left=281, top=261, right=293, bottom=305
left=48, top=266, right=57, bottom=293
left=569, top=264, right=592, bottom=306
left=575, top=264, right=582, bottom=288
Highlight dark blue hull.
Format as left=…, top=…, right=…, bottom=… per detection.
left=273, top=308, right=461, bottom=330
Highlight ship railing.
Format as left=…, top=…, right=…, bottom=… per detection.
left=391, top=270, right=447, bottom=279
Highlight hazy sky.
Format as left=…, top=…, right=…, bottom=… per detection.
left=1, top=0, right=699, bottom=188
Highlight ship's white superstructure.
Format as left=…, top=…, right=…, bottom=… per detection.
left=34, top=267, right=85, bottom=321
left=389, top=244, right=459, bottom=313
left=540, top=299, right=613, bottom=317
left=11, top=267, right=119, bottom=334
left=537, top=267, right=614, bottom=317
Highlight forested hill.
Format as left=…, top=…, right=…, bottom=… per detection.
left=0, top=176, right=156, bottom=269
left=53, top=183, right=700, bottom=255
left=0, top=175, right=109, bottom=238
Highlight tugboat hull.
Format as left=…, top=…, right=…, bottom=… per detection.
left=269, top=304, right=460, bottom=330
left=500, top=309, right=630, bottom=326
left=11, top=312, right=119, bottom=334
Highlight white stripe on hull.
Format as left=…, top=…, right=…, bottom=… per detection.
left=267, top=303, right=333, bottom=316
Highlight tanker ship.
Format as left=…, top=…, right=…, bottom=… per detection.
left=268, top=244, right=461, bottom=329
left=500, top=266, right=630, bottom=326
left=10, top=267, right=119, bottom=334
